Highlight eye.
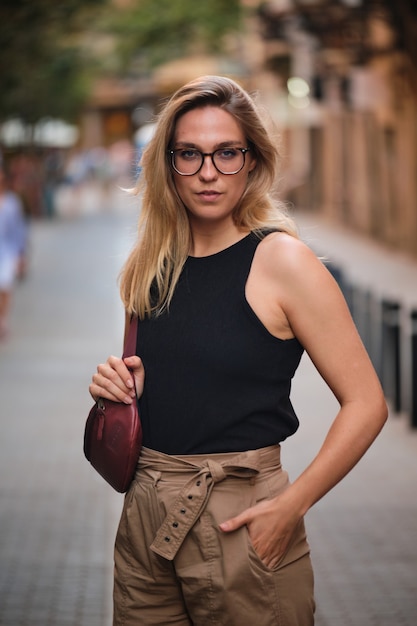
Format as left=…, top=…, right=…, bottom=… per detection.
left=178, top=149, right=200, bottom=161
left=216, top=148, right=239, bottom=160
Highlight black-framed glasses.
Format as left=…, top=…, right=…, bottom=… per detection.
left=168, top=147, right=250, bottom=176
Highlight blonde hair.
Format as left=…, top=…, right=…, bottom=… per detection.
left=120, top=75, right=298, bottom=319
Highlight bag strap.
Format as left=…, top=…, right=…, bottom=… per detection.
left=122, top=316, right=138, bottom=359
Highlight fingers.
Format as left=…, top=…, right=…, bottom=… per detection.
left=123, top=355, right=145, bottom=398
left=90, top=355, right=137, bottom=404
left=219, top=509, right=251, bottom=533
left=220, top=511, right=288, bottom=569
left=220, top=486, right=303, bottom=571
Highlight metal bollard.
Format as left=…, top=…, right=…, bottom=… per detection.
left=351, top=287, right=373, bottom=356
left=412, top=310, right=417, bottom=428
left=325, top=262, right=345, bottom=290
left=325, top=261, right=353, bottom=310
left=381, top=300, right=401, bottom=413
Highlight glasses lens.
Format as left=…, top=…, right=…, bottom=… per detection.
left=173, top=149, right=203, bottom=175
left=213, top=148, right=245, bottom=174
left=171, top=147, right=247, bottom=175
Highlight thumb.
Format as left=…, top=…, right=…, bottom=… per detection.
left=219, top=509, right=252, bottom=533
left=123, top=356, right=145, bottom=397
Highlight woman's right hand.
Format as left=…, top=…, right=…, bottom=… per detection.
left=89, top=355, right=145, bottom=404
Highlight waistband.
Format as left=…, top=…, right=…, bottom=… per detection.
left=136, top=445, right=281, bottom=561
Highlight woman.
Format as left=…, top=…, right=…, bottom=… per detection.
left=90, top=75, right=387, bottom=625
left=0, top=165, right=27, bottom=339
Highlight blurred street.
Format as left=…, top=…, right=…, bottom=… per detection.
left=1, top=185, right=417, bottom=626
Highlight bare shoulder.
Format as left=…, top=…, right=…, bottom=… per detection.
left=254, top=230, right=342, bottom=315
left=247, top=230, right=345, bottom=340
left=256, top=231, right=322, bottom=280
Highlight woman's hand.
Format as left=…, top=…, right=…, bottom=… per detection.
left=89, top=355, right=145, bottom=404
left=220, top=489, right=301, bottom=570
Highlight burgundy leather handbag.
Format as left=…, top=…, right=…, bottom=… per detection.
left=83, top=317, right=142, bottom=493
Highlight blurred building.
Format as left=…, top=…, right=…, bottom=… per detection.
left=79, top=0, right=417, bottom=257
left=253, top=0, right=417, bottom=257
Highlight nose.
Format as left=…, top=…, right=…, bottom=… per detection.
left=198, top=154, right=218, bottom=180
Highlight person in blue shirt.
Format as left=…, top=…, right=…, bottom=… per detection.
left=0, top=164, right=27, bottom=339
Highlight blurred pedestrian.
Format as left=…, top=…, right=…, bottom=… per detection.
left=0, top=165, right=28, bottom=339
left=89, top=75, right=387, bottom=625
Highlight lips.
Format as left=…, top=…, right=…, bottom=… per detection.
left=197, top=190, right=222, bottom=201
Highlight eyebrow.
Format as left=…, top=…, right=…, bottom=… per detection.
left=173, top=140, right=244, bottom=150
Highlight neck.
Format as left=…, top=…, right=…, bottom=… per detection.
left=189, top=224, right=250, bottom=257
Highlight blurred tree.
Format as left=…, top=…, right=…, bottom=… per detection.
left=0, top=0, right=245, bottom=127
left=105, top=0, right=243, bottom=71
left=0, top=0, right=108, bottom=126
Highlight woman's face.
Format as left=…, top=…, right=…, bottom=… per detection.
left=171, top=106, right=255, bottom=229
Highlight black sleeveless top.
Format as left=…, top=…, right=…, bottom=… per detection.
left=137, top=232, right=304, bottom=454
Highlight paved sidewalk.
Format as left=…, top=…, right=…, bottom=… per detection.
left=0, top=197, right=134, bottom=625
left=0, top=196, right=416, bottom=625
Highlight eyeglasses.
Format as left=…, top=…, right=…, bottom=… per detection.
left=168, top=147, right=250, bottom=176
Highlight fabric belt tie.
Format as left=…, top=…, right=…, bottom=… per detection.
left=150, top=452, right=261, bottom=560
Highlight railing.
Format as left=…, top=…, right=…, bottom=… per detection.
left=327, top=263, right=416, bottom=428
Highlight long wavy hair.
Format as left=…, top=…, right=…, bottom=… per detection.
left=120, top=75, right=298, bottom=319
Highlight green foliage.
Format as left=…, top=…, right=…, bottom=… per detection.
left=108, top=0, right=243, bottom=69
left=0, top=0, right=108, bottom=125
left=0, top=0, right=244, bottom=127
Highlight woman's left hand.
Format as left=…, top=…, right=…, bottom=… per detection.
left=219, top=490, right=301, bottom=569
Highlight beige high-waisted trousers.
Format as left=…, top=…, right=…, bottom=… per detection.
left=113, top=445, right=315, bottom=626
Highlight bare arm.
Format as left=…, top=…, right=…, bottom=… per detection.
left=278, top=236, right=387, bottom=510
left=220, top=234, right=388, bottom=567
